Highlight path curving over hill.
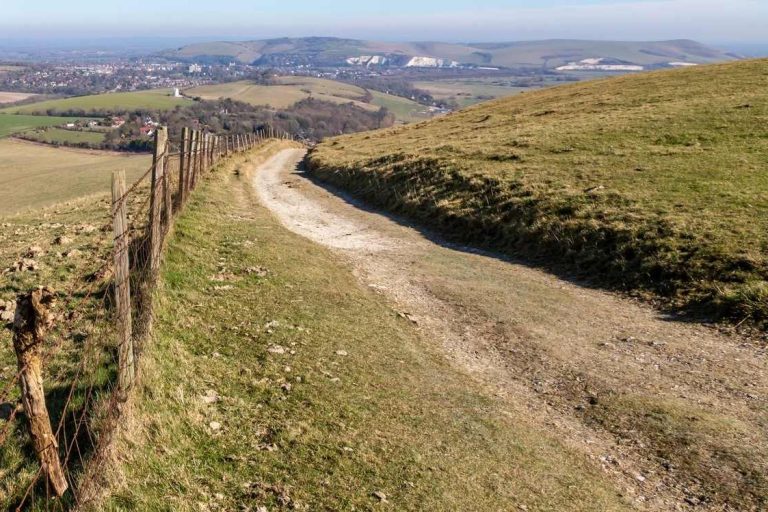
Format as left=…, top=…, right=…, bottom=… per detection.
left=252, top=149, right=768, bottom=511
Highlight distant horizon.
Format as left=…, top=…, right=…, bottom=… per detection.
left=1, top=0, right=767, bottom=45
left=0, top=35, right=766, bottom=51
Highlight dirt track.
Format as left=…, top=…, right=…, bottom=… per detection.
left=251, top=149, right=768, bottom=511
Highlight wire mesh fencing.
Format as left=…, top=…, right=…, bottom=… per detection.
left=1, top=126, right=289, bottom=511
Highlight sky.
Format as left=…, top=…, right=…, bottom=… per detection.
left=1, top=0, right=767, bottom=44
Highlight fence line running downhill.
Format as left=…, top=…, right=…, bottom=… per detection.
left=2, top=126, right=294, bottom=510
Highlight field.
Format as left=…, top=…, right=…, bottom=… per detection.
left=187, top=77, right=430, bottom=123
left=0, top=113, right=88, bottom=138
left=0, top=92, right=38, bottom=104
left=414, top=78, right=534, bottom=107
left=308, top=58, right=768, bottom=324
left=2, top=88, right=192, bottom=115
left=22, top=127, right=106, bottom=145
left=0, top=139, right=150, bottom=215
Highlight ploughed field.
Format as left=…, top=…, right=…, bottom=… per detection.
left=308, top=59, right=768, bottom=324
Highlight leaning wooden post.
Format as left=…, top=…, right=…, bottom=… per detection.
left=112, top=171, right=135, bottom=393
left=149, top=127, right=167, bottom=276
left=12, top=287, right=69, bottom=497
left=179, top=127, right=189, bottom=206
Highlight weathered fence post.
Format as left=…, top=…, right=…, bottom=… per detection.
left=197, top=131, right=205, bottom=178
left=149, top=127, right=167, bottom=276
left=112, top=171, right=134, bottom=393
left=179, top=127, right=189, bottom=207
left=12, top=287, right=69, bottom=497
left=162, top=150, right=172, bottom=232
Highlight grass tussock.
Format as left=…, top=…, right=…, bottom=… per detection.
left=307, top=58, right=768, bottom=325
left=95, top=144, right=633, bottom=511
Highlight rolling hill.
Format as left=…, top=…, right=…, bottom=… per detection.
left=163, top=37, right=738, bottom=69
left=307, top=58, right=768, bottom=324
left=186, top=76, right=430, bottom=123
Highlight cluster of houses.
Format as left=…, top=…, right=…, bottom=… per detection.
left=57, top=115, right=158, bottom=138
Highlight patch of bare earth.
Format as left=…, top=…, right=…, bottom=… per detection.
left=0, top=92, right=38, bottom=104
left=252, top=149, right=768, bottom=511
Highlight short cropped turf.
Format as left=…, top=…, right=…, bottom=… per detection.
left=96, top=144, right=633, bottom=511
left=307, top=58, right=768, bottom=325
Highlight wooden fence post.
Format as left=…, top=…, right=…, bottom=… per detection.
left=162, top=150, right=172, bottom=232
left=12, top=287, right=69, bottom=497
left=112, top=171, right=134, bottom=393
left=197, top=132, right=205, bottom=177
left=149, top=127, right=167, bottom=276
left=179, top=127, right=189, bottom=206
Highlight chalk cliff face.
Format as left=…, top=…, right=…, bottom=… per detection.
left=556, top=58, right=646, bottom=71
left=346, top=55, right=390, bottom=67
left=404, top=56, right=460, bottom=68
left=345, top=55, right=461, bottom=68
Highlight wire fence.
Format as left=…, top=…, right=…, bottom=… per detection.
left=1, top=126, right=294, bottom=511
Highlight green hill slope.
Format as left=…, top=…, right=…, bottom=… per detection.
left=307, top=59, right=768, bottom=324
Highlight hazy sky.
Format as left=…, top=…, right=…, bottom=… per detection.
left=2, top=0, right=767, bottom=43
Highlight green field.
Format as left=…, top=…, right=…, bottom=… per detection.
left=0, top=113, right=87, bottom=138
left=0, top=139, right=150, bottom=215
left=188, top=77, right=429, bottom=123
left=24, top=127, right=106, bottom=145
left=308, top=59, right=768, bottom=324
left=2, top=88, right=192, bottom=115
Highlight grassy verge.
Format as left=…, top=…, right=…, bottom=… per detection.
left=97, top=144, right=634, bottom=511
left=307, top=58, right=768, bottom=326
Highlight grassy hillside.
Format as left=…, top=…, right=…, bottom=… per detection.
left=0, top=139, right=150, bottom=214
left=98, top=144, right=631, bottom=511
left=165, top=37, right=736, bottom=68
left=307, top=59, right=768, bottom=324
left=1, top=88, right=191, bottom=115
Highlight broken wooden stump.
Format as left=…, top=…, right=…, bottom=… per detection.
left=12, top=287, right=68, bottom=497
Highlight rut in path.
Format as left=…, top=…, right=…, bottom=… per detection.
left=250, top=148, right=768, bottom=511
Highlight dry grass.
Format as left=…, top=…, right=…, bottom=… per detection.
left=0, top=92, right=38, bottom=105
left=0, top=139, right=150, bottom=215
left=308, top=58, right=768, bottom=324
